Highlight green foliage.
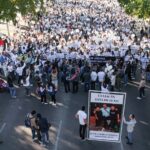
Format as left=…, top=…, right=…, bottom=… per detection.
left=0, top=0, right=44, bottom=22
left=118, top=0, right=150, bottom=19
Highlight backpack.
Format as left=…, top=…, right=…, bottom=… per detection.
left=24, top=113, right=31, bottom=128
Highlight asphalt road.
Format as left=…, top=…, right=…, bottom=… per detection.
left=0, top=81, right=150, bottom=150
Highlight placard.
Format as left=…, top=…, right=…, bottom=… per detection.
left=88, top=91, right=126, bottom=143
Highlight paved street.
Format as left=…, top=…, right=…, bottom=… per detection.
left=0, top=80, right=150, bottom=150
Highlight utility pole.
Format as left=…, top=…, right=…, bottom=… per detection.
left=6, top=22, right=10, bottom=37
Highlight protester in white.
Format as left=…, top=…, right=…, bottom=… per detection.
left=110, top=72, right=116, bottom=91
left=98, top=69, right=105, bottom=82
left=16, top=62, right=26, bottom=85
left=90, top=70, right=97, bottom=90
left=97, top=69, right=105, bottom=90
left=101, top=83, right=109, bottom=93
left=23, top=74, right=31, bottom=96
left=75, top=106, right=87, bottom=140
left=0, top=0, right=149, bottom=96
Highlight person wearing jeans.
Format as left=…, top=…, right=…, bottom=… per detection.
left=9, top=87, right=16, bottom=98
left=124, top=73, right=128, bottom=86
left=36, top=114, right=49, bottom=146
left=124, top=114, right=136, bottom=145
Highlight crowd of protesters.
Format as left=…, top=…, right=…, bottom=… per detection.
left=0, top=0, right=150, bottom=102
left=0, top=0, right=149, bottom=146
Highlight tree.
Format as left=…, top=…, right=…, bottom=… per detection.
left=118, top=0, right=150, bottom=19
left=0, top=0, right=44, bottom=23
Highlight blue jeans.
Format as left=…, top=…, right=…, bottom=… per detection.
left=146, top=72, right=150, bottom=81
left=41, top=132, right=46, bottom=144
left=128, top=132, right=133, bottom=143
left=25, top=87, right=30, bottom=95
left=84, top=82, right=90, bottom=92
left=45, top=131, right=49, bottom=141
left=124, top=74, right=128, bottom=85
left=99, top=82, right=102, bottom=91
left=9, top=87, right=16, bottom=97
left=31, top=128, right=36, bottom=139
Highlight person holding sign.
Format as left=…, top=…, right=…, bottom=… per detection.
left=124, top=114, right=136, bottom=145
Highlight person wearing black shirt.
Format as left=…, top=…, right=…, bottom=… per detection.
left=94, top=106, right=102, bottom=127
left=109, top=106, right=120, bottom=132
left=36, top=114, right=49, bottom=146
left=62, top=70, right=70, bottom=93
left=83, top=70, right=91, bottom=92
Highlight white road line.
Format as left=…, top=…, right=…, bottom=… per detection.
left=120, top=141, right=124, bottom=150
left=54, top=120, right=62, bottom=150
left=139, top=121, right=149, bottom=126
left=0, top=123, right=6, bottom=133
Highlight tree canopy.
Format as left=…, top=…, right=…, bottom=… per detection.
left=0, top=0, right=44, bottom=23
left=118, top=0, right=150, bottom=19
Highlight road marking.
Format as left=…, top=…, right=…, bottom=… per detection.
left=54, top=120, right=62, bottom=150
left=30, top=93, right=41, bottom=100
left=120, top=141, right=124, bottom=150
left=139, top=121, right=149, bottom=126
left=0, top=123, right=6, bottom=133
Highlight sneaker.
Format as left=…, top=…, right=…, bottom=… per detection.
left=81, top=138, right=86, bottom=141
left=44, top=102, right=48, bottom=105
left=137, top=97, right=142, bottom=100
left=53, top=103, right=56, bottom=106
left=49, top=101, right=53, bottom=104
left=32, top=138, right=36, bottom=142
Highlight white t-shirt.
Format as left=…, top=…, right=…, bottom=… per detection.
left=91, top=71, right=97, bottom=81
left=98, top=71, right=105, bottom=82
left=76, top=110, right=87, bottom=125
left=101, top=86, right=109, bottom=93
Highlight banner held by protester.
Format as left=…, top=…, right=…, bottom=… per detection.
left=87, top=90, right=126, bottom=143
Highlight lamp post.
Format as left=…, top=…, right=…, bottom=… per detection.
left=6, top=22, right=10, bottom=37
